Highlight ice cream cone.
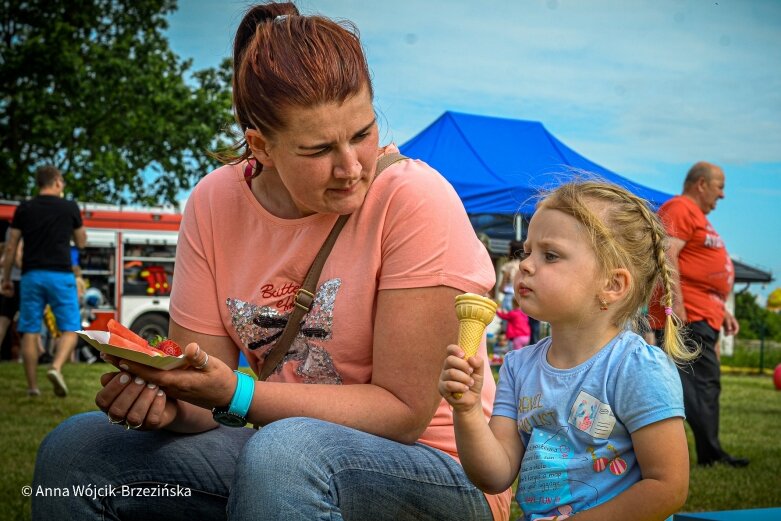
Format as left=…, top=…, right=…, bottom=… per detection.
left=453, top=293, right=497, bottom=399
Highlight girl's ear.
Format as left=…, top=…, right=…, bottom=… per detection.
left=601, top=268, right=631, bottom=305
left=245, top=129, right=275, bottom=169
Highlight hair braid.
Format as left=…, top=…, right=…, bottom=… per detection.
left=638, top=203, right=697, bottom=363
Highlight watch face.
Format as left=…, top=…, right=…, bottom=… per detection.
left=213, top=410, right=247, bottom=428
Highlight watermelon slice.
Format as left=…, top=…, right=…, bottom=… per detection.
left=107, top=333, right=161, bottom=357
left=107, top=319, right=150, bottom=347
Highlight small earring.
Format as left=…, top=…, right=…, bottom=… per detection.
left=599, top=298, right=608, bottom=311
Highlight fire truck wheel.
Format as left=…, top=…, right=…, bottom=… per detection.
left=130, top=314, right=170, bottom=343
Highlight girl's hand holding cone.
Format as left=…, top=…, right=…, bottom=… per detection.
left=438, top=344, right=486, bottom=410
left=451, top=293, right=496, bottom=399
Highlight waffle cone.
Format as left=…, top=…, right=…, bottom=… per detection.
left=454, top=293, right=497, bottom=358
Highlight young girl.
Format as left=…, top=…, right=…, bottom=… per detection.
left=439, top=181, right=694, bottom=520
left=496, top=297, right=531, bottom=349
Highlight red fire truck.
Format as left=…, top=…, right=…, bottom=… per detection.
left=0, top=200, right=181, bottom=341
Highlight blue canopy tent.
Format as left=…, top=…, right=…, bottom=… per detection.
left=399, top=111, right=672, bottom=242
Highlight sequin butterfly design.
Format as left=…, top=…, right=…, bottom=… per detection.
left=226, top=278, right=343, bottom=384
left=587, top=444, right=627, bottom=476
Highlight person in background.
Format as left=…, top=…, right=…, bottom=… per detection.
left=71, top=265, right=97, bottom=363
left=496, top=297, right=530, bottom=349
left=1, top=166, right=86, bottom=397
left=493, top=332, right=510, bottom=356
left=0, top=223, right=23, bottom=361
left=498, top=241, right=522, bottom=310
left=72, top=265, right=86, bottom=303
left=527, top=315, right=540, bottom=344
left=440, top=180, right=693, bottom=520
left=649, top=161, right=748, bottom=468
left=31, top=4, right=511, bottom=520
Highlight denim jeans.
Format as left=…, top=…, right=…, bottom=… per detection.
left=33, top=412, right=493, bottom=520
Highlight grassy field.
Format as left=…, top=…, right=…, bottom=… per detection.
left=0, top=362, right=779, bottom=521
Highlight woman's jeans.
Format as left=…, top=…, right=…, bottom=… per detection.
left=33, top=412, right=493, bottom=520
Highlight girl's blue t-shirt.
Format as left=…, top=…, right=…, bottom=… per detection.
left=493, top=330, right=684, bottom=520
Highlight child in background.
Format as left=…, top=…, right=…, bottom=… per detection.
left=496, top=297, right=531, bottom=349
left=439, top=181, right=694, bottom=520
left=494, top=332, right=510, bottom=356
left=491, top=333, right=511, bottom=366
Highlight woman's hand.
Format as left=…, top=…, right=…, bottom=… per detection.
left=95, top=369, right=176, bottom=430
left=438, top=343, right=485, bottom=412
left=96, top=343, right=235, bottom=430
left=102, top=343, right=237, bottom=412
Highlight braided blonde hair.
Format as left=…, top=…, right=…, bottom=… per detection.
left=539, top=180, right=696, bottom=363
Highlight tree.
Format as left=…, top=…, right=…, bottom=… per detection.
left=0, top=0, right=234, bottom=205
left=736, top=291, right=781, bottom=342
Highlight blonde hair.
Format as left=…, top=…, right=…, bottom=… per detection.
left=539, top=180, right=696, bottom=363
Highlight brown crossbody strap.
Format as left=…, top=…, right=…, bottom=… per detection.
left=257, top=152, right=408, bottom=381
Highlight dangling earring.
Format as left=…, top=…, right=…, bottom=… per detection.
left=599, top=297, right=608, bottom=311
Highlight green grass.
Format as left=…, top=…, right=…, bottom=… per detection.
left=1, top=363, right=780, bottom=521
left=0, top=363, right=108, bottom=521
left=684, top=375, right=781, bottom=511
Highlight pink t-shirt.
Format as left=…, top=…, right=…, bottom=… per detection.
left=496, top=308, right=530, bottom=339
left=170, top=155, right=511, bottom=520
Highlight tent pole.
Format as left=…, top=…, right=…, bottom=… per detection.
left=514, top=214, right=523, bottom=241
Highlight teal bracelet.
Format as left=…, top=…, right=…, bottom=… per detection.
left=227, top=371, right=254, bottom=419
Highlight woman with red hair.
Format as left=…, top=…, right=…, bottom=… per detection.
left=33, top=3, right=510, bottom=520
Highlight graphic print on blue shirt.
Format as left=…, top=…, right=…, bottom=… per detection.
left=519, top=428, right=577, bottom=514
left=567, top=390, right=616, bottom=439
left=494, top=332, right=685, bottom=519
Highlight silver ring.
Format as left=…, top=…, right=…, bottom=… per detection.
left=126, top=421, right=143, bottom=430
left=194, top=352, right=209, bottom=370
left=107, top=413, right=126, bottom=425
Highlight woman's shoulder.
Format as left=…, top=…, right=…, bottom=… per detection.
left=181, top=163, right=249, bottom=231
left=368, top=152, right=463, bottom=212
left=188, top=163, right=246, bottom=203
left=195, top=162, right=243, bottom=188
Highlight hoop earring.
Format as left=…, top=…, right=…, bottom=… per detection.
left=599, top=298, right=609, bottom=311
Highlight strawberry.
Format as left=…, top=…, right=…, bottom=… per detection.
left=149, top=336, right=182, bottom=356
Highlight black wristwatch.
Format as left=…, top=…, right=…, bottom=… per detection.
left=211, top=407, right=248, bottom=428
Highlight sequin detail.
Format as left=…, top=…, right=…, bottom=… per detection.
left=226, top=278, right=343, bottom=384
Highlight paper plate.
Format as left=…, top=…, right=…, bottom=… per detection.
left=77, top=330, right=188, bottom=370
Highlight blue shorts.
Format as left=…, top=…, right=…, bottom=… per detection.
left=19, top=270, right=81, bottom=333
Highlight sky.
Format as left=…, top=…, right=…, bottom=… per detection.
left=165, top=0, right=781, bottom=302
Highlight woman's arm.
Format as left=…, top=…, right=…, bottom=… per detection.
left=570, top=417, right=689, bottom=520
left=114, top=285, right=463, bottom=444
left=163, top=322, right=240, bottom=433
left=240, top=285, right=463, bottom=443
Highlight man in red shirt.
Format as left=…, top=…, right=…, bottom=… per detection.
left=650, top=162, right=747, bottom=467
